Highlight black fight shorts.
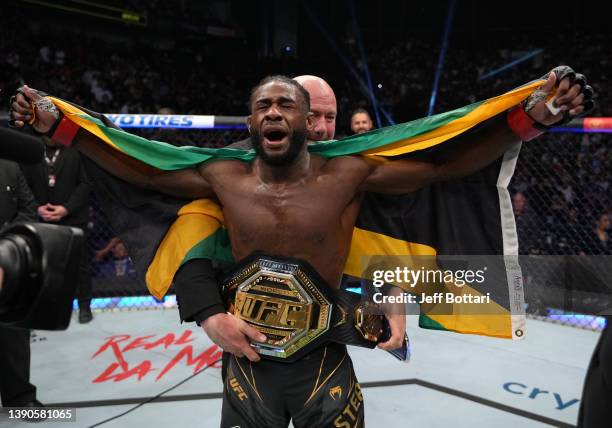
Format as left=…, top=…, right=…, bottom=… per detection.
left=221, top=343, right=364, bottom=428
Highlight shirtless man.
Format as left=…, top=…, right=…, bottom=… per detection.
left=10, top=70, right=590, bottom=427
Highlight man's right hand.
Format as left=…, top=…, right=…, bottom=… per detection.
left=10, top=85, right=58, bottom=133
left=201, top=312, right=267, bottom=362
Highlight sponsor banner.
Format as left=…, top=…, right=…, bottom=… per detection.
left=105, top=114, right=215, bottom=129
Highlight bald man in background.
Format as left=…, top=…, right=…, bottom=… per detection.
left=293, top=75, right=337, bottom=141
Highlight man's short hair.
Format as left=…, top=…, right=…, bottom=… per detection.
left=250, top=75, right=311, bottom=113
left=351, top=107, right=371, bottom=119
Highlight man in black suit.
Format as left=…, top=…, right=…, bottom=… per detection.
left=0, top=158, right=44, bottom=410
left=21, top=138, right=93, bottom=323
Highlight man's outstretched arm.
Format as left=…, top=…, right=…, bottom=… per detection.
left=360, top=66, right=594, bottom=194
left=10, top=86, right=214, bottom=199
left=361, top=112, right=521, bottom=194
left=76, top=130, right=213, bottom=199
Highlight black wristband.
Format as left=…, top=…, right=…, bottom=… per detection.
left=173, top=258, right=224, bottom=323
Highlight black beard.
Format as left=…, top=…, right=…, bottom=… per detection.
left=251, top=127, right=307, bottom=166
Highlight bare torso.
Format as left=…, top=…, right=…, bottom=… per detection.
left=202, top=155, right=369, bottom=287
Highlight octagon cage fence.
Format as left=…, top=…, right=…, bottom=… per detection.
left=77, top=112, right=610, bottom=333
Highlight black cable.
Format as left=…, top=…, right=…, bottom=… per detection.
left=87, top=357, right=222, bottom=428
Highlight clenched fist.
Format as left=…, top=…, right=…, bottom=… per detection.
left=9, top=85, right=59, bottom=133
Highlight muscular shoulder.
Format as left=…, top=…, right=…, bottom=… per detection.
left=226, top=138, right=252, bottom=150
left=321, top=155, right=376, bottom=185
left=198, top=159, right=250, bottom=182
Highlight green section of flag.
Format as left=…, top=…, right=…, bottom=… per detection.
left=309, top=101, right=484, bottom=158
left=78, top=99, right=484, bottom=170
left=182, top=227, right=234, bottom=266
left=418, top=314, right=448, bottom=331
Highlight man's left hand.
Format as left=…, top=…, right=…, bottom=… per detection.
left=378, top=312, right=406, bottom=350
left=526, top=66, right=595, bottom=126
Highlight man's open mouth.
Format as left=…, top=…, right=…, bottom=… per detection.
left=263, top=128, right=289, bottom=146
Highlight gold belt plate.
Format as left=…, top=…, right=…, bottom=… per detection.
left=226, top=258, right=332, bottom=359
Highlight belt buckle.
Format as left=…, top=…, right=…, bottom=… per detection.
left=354, top=302, right=384, bottom=342
left=225, top=257, right=332, bottom=360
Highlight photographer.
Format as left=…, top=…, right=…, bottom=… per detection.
left=0, top=158, right=44, bottom=411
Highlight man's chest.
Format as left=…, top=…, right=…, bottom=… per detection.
left=217, top=179, right=358, bottom=251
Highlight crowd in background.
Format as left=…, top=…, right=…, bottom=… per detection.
left=339, top=31, right=610, bottom=257
left=1, top=6, right=610, bottom=294
left=512, top=132, right=610, bottom=255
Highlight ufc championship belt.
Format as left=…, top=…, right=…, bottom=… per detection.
left=222, top=253, right=409, bottom=362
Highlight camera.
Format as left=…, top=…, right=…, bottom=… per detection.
left=0, top=222, right=83, bottom=330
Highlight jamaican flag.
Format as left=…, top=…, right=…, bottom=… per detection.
left=48, top=79, right=544, bottom=340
